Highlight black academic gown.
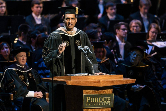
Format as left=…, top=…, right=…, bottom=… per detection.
left=43, top=27, right=98, bottom=76
left=115, top=57, right=163, bottom=111
left=97, top=57, right=116, bottom=74
left=2, top=63, right=49, bottom=111
left=0, top=55, right=14, bottom=72
left=43, top=27, right=98, bottom=111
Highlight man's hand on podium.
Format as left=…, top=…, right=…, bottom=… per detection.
left=94, top=72, right=108, bottom=75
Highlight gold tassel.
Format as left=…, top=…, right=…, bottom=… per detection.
left=76, top=7, right=78, bottom=14
left=28, top=52, right=30, bottom=57
left=92, top=45, right=94, bottom=51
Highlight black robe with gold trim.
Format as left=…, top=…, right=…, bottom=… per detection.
left=115, top=57, right=163, bottom=111
left=2, top=63, right=48, bottom=111
left=42, top=27, right=98, bottom=76
left=42, top=27, right=98, bottom=111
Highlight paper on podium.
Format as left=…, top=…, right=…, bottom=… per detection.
left=152, top=41, right=166, bottom=48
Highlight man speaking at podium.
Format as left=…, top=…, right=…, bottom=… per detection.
left=42, top=6, right=99, bottom=111
left=42, top=6, right=131, bottom=111
left=43, top=6, right=98, bottom=76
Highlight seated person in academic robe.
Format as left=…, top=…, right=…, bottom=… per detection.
left=25, top=0, right=50, bottom=34
left=92, top=41, right=116, bottom=74
left=135, top=40, right=163, bottom=79
left=2, top=46, right=49, bottom=111
left=0, top=38, right=14, bottom=72
left=129, top=0, right=155, bottom=32
left=129, top=19, right=142, bottom=33
left=99, top=2, right=124, bottom=33
left=115, top=46, right=164, bottom=111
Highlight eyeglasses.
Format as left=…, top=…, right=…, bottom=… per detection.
left=150, top=31, right=158, bottom=34
left=110, top=8, right=116, bottom=10
left=120, top=28, right=128, bottom=31
left=0, top=6, right=6, bottom=8
left=132, top=26, right=140, bottom=28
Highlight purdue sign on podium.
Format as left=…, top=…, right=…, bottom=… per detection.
left=83, top=94, right=114, bottom=108
left=43, top=75, right=135, bottom=111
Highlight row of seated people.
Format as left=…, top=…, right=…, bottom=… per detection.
left=0, top=21, right=163, bottom=79
left=1, top=0, right=166, bottom=35
left=85, top=21, right=166, bottom=110
left=0, top=42, right=164, bottom=111
left=92, top=40, right=165, bottom=111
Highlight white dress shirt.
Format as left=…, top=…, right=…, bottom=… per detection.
left=26, top=91, right=34, bottom=97
left=32, top=13, right=42, bottom=24
left=116, top=36, right=125, bottom=59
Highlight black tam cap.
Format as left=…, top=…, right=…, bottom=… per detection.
left=58, top=6, right=80, bottom=14
left=130, top=46, right=144, bottom=56
left=12, top=46, right=29, bottom=57
left=91, top=41, right=105, bottom=48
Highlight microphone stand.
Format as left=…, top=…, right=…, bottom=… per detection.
left=51, top=67, right=54, bottom=111
left=78, top=46, right=94, bottom=75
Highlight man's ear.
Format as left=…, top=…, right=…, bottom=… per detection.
left=106, top=8, right=108, bottom=13
left=31, top=7, right=33, bottom=12
left=62, top=15, right=65, bottom=20
left=116, top=29, right=119, bottom=34
left=14, top=57, right=16, bottom=61
left=75, top=18, right=77, bottom=23
left=139, top=5, right=141, bottom=10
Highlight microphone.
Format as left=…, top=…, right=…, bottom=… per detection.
left=78, top=46, right=86, bottom=53
left=84, top=46, right=92, bottom=54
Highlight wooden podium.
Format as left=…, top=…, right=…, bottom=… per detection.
left=43, top=75, right=136, bottom=111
